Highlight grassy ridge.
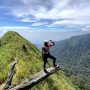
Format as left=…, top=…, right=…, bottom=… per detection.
left=0, top=31, right=78, bottom=90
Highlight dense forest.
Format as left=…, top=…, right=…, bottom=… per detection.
left=51, top=33, right=90, bottom=90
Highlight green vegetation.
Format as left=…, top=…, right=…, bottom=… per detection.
left=51, top=34, right=90, bottom=90
left=0, top=31, right=78, bottom=90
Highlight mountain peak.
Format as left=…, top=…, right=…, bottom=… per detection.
left=4, top=31, right=19, bottom=35
left=0, top=31, right=23, bottom=45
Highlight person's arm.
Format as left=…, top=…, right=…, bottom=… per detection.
left=42, top=47, right=44, bottom=57
left=50, top=40, right=55, bottom=45
left=48, top=40, right=55, bottom=47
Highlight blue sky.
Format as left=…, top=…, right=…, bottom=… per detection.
left=0, top=0, right=90, bottom=43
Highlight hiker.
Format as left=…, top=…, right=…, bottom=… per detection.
left=22, top=45, right=27, bottom=52
left=42, top=40, right=57, bottom=72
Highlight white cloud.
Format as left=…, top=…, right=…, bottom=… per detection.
left=0, top=26, right=31, bottom=30
left=49, top=19, right=90, bottom=27
left=12, top=10, right=25, bottom=18
left=0, top=0, right=90, bottom=26
left=20, top=18, right=38, bottom=22
left=12, top=0, right=90, bottom=25
left=31, top=21, right=48, bottom=26
left=82, top=25, right=90, bottom=32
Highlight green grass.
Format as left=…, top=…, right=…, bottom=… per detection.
left=0, top=31, right=79, bottom=90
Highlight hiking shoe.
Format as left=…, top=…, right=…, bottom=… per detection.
left=53, top=65, right=60, bottom=68
left=44, top=69, right=48, bottom=73
left=53, top=64, right=57, bottom=67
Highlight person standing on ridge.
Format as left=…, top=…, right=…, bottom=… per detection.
left=42, top=40, right=57, bottom=72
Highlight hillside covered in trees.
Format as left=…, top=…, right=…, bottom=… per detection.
left=51, top=33, right=90, bottom=90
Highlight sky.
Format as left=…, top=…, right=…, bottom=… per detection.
left=0, top=0, right=90, bottom=43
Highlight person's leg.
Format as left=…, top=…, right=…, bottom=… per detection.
left=43, top=55, right=47, bottom=70
left=48, top=54, right=56, bottom=66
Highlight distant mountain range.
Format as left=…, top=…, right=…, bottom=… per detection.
left=51, top=33, right=90, bottom=90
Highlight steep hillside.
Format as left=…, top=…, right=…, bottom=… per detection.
left=51, top=34, right=90, bottom=90
left=0, top=31, right=41, bottom=84
left=0, top=31, right=79, bottom=90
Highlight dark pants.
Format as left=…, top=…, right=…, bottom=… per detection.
left=42, top=53, right=56, bottom=70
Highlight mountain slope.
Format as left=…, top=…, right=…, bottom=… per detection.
left=0, top=31, right=79, bottom=90
left=51, top=33, right=90, bottom=90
